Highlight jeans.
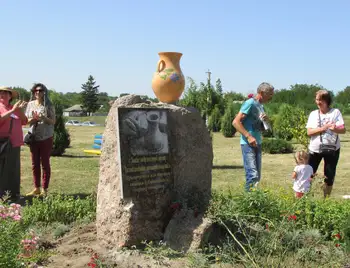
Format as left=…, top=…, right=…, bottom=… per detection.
left=30, top=137, right=53, bottom=189
left=241, top=144, right=262, bottom=191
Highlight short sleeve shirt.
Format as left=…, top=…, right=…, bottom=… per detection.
left=293, top=164, right=314, bottom=193
left=239, top=98, right=264, bottom=145
left=306, top=108, right=344, bottom=153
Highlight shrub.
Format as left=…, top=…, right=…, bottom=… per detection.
left=51, top=102, right=71, bottom=156
left=261, top=138, right=293, bottom=154
left=208, top=105, right=222, bottom=132
left=273, top=104, right=295, bottom=141
left=206, top=189, right=350, bottom=267
left=22, top=194, right=96, bottom=225
left=221, top=103, right=240, bottom=137
left=0, top=220, right=23, bottom=267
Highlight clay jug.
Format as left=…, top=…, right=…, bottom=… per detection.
left=151, top=52, right=185, bottom=103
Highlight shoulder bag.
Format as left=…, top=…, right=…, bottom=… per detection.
left=0, top=118, right=13, bottom=159
left=24, top=123, right=37, bottom=145
left=318, top=110, right=338, bottom=155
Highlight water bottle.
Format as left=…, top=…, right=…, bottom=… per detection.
left=258, top=105, right=271, bottom=131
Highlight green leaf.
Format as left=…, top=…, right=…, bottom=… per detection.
left=164, top=68, right=174, bottom=74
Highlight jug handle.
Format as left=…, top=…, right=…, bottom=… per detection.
left=157, top=60, right=166, bottom=73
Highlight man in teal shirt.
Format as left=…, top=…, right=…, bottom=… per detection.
left=233, top=82, right=274, bottom=191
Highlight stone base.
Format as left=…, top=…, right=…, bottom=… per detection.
left=163, top=209, right=213, bottom=253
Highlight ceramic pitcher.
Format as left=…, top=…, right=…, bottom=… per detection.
left=151, top=52, right=185, bottom=103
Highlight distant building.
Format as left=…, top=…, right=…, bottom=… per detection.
left=63, top=104, right=85, bottom=117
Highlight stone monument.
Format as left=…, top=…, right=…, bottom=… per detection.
left=96, top=52, right=213, bottom=252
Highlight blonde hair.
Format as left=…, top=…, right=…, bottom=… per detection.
left=294, top=150, right=309, bottom=165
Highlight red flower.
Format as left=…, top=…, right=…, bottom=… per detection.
left=333, top=233, right=341, bottom=240
left=170, top=202, right=180, bottom=210
left=88, top=262, right=97, bottom=268
left=265, top=223, right=270, bottom=231
left=287, top=215, right=297, bottom=221
left=247, top=93, right=254, bottom=99
left=335, top=243, right=340, bottom=247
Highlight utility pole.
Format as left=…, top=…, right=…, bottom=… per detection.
left=205, top=69, right=212, bottom=126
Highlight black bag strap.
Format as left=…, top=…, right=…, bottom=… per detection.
left=318, top=110, right=338, bottom=145
left=9, top=117, right=13, bottom=135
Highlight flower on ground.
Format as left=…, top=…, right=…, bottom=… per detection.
left=287, top=215, right=297, bottom=221
left=333, top=233, right=341, bottom=240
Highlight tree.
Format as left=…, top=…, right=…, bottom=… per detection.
left=11, top=87, right=30, bottom=101
left=80, top=75, right=100, bottom=115
left=335, top=86, right=350, bottom=106
left=51, top=102, right=70, bottom=156
left=215, top=78, right=223, bottom=95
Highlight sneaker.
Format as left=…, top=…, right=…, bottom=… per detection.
left=26, top=188, right=41, bottom=196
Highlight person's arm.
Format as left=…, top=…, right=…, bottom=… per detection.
left=0, top=101, right=26, bottom=121
left=233, top=112, right=257, bottom=147
left=329, top=110, right=346, bottom=134
left=292, top=171, right=297, bottom=179
left=0, top=109, right=15, bottom=121
left=307, top=124, right=331, bottom=136
left=18, top=109, right=28, bottom=125
left=331, top=125, right=346, bottom=134
left=306, top=110, right=332, bottom=137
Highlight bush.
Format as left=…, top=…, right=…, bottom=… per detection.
left=51, top=102, right=71, bottom=156
left=0, top=220, right=23, bottom=267
left=221, top=103, right=240, bottom=137
left=206, top=189, right=350, bottom=267
left=22, top=194, right=96, bottom=225
left=208, top=105, right=222, bottom=132
left=273, top=104, right=309, bottom=144
left=262, top=138, right=293, bottom=154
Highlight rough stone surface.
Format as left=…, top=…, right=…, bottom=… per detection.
left=164, top=209, right=213, bottom=252
left=96, top=94, right=213, bottom=249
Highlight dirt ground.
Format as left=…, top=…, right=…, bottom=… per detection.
left=45, top=222, right=190, bottom=268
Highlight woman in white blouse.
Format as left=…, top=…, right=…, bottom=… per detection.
left=306, top=90, right=346, bottom=197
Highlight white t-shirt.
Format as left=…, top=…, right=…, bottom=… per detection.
left=306, top=108, right=344, bottom=153
left=293, top=164, right=314, bottom=193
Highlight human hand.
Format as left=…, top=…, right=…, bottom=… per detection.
left=12, top=100, right=27, bottom=111
left=321, top=123, right=333, bottom=132
left=247, top=135, right=257, bottom=147
left=260, top=113, right=270, bottom=123
left=328, top=123, right=337, bottom=131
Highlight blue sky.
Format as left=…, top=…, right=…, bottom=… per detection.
left=1, top=0, right=349, bottom=97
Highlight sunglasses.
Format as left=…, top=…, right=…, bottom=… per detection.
left=34, top=88, right=44, bottom=92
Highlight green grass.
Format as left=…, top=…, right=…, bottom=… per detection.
left=20, top=126, right=104, bottom=195
left=19, top=116, right=350, bottom=199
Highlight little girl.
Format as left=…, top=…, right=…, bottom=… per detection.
left=292, top=151, right=314, bottom=198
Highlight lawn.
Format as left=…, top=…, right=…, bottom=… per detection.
left=19, top=117, right=350, bottom=199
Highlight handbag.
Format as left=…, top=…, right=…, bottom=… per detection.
left=318, top=110, right=338, bottom=155
left=24, top=123, right=37, bottom=145
left=0, top=118, right=13, bottom=159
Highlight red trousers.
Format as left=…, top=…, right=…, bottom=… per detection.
left=30, top=137, right=53, bottom=189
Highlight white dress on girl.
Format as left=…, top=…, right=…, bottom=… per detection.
left=293, top=164, right=314, bottom=193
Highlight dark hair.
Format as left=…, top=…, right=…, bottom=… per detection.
left=30, top=82, right=53, bottom=108
left=316, top=90, right=332, bottom=106
left=31, top=83, right=48, bottom=92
